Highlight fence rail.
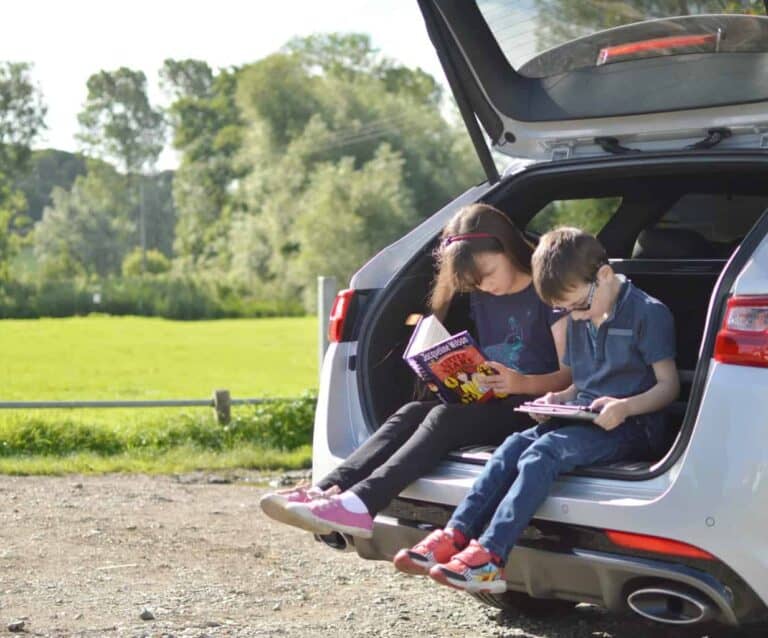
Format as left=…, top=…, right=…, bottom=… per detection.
left=0, top=391, right=300, bottom=424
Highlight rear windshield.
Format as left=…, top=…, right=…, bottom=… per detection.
left=476, top=1, right=768, bottom=78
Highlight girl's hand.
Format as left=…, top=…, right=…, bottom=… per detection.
left=476, top=361, right=527, bottom=396
left=590, top=396, right=630, bottom=430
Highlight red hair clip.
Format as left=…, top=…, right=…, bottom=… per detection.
left=442, top=232, right=495, bottom=246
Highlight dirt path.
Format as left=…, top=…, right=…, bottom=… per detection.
left=0, top=471, right=758, bottom=637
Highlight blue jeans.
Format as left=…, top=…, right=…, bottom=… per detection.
left=447, top=415, right=666, bottom=562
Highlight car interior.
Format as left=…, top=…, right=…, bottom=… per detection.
left=357, top=160, right=768, bottom=479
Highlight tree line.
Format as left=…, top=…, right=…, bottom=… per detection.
left=0, top=34, right=482, bottom=317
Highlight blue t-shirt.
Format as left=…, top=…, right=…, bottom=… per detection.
left=470, top=283, right=562, bottom=375
left=563, top=276, right=676, bottom=405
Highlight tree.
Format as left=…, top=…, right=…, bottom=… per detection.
left=34, top=164, right=134, bottom=278
left=230, top=35, right=482, bottom=306
left=0, top=61, right=47, bottom=280
left=0, top=62, right=47, bottom=178
left=77, top=67, right=166, bottom=273
left=161, top=59, right=243, bottom=269
left=77, top=68, right=164, bottom=174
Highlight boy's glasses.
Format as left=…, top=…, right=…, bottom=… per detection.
left=555, top=279, right=597, bottom=313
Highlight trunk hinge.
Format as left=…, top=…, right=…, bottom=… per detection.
left=686, top=127, right=732, bottom=150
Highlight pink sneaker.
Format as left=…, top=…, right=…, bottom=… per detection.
left=259, top=484, right=322, bottom=529
left=287, top=496, right=374, bottom=538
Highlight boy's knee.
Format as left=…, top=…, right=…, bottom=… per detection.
left=518, top=438, right=562, bottom=471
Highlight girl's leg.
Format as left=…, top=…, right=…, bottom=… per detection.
left=315, top=401, right=438, bottom=492
left=349, top=396, right=535, bottom=515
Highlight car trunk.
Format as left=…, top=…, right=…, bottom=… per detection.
left=356, top=153, right=768, bottom=480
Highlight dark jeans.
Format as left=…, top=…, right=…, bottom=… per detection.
left=448, top=414, right=667, bottom=562
left=316, top=397, right=535, bottom=515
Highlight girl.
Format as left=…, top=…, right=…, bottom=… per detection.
left=260, top=204, right=571, bottom=567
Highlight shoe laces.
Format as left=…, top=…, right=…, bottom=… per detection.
left=454, top=540, right=491, bottom=568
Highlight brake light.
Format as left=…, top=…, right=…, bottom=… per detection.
left=597, top=34, right=717, bottom=66
left=714, top=296, right=768, bottom=368
left=606, top=530, right=715, bottom=560
left=327, top=289, right=356, bottom=343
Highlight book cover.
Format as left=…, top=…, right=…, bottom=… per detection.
left=403, top=315, right=499, bottom=405
left=514, top=401, right=599, bottom=421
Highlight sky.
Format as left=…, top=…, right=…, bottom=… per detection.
left=0, top=0, right=449, bottom=169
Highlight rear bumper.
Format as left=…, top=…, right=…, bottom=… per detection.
left=347, top=514, right=739, bottom=626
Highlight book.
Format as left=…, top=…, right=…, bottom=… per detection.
left=402, top=314, right=501, bottom=405
left=514, top=401, right=599, bottom=421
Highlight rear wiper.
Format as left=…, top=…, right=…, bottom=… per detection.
left=595, top=127, right=732, bottom=155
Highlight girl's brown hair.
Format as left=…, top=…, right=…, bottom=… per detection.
left=429, top=203, right=534, bottom=320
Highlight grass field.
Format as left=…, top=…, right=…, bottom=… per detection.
left=0, top=316, right=319, bottom=472
left=2, top=315, right=318, bottom=400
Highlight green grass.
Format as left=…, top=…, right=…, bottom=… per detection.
left=0, top=444, right=312, bottom=475
left=0, top=316, right=319, bottom=473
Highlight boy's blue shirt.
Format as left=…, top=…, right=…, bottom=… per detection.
left=563, top=275, right=676, bottom=407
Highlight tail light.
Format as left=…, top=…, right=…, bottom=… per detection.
left=606, top=530, right=715, bottom=561
left=714, top=296, right=768, bottom=368
left=597, top=33, right=717, bottom=66
left=328, top=289, right=356, bottom=343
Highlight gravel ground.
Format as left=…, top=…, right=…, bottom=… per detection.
left=0, top=470, right=761, bottom=637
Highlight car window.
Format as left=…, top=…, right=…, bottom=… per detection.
left=635, top=193, right=768, bottom=259
left=527, top=197, right=622, bottom=235
left=475, top=2, right=768, bottom=78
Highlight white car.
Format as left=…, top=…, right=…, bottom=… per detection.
left=313, top=2, right=768, bottom=629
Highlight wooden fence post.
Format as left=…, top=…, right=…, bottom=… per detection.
left=213, top=389, right=231, bottom=425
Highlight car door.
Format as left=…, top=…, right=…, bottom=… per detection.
left=418, top=1, right=768, bottom=179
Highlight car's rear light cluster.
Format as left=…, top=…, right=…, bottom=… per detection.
left=597, top=33, right=717, bottom=66
left=327, top=289, right=356, bottom=343
left=606, top=530, right=715, bottom=560
left=713, top=296, right=768, bottom=368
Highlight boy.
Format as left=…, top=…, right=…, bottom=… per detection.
left=393, top=227, right=679, bottom=593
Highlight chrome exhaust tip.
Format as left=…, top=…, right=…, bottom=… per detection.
left=315, top=531, right=355, bottom=552
left=627, top=586, right=715, bottom=625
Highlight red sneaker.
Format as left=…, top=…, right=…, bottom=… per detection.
left=429, top=540, right=506, bottom=593
left=393, top=529, right=462, bottom=576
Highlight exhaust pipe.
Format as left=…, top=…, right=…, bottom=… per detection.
left=627, top=585, right=715, bottom=625
left=315, top=531, right=355, bottom=552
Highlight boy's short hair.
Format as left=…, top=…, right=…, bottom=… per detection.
left=532, top=227, right=608, bottom=305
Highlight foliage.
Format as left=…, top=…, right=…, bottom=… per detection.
left=77, top=67, right=165, bottom=173
left=0, top=276, right=305, bottom=319
left=0, top=393, right=317, bottom=458
left=162, top=59, right=243, bottom=269
left=33, top=164, right=134, bottom=278
left=122, top=247, right=171, bottom=276
left=527, top=198, right=622, bottom=236
left=230, top=34, right=482, bottom=308
left=14, top=149, right=87, bottom=225
left=0, top=62, right=47, bottom=177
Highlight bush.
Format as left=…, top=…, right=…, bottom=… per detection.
left=0, top=276, right=306, bottom=319
left=121, top=248, right=172, bottom=276
left=0, top=393, right=317, bottom=457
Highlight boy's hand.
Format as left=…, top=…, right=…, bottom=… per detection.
left=590, top=397, right=630, bottom=430
left=476, top=361, right=527, bottom=396
left=528, top=391, right=562, bottom=422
